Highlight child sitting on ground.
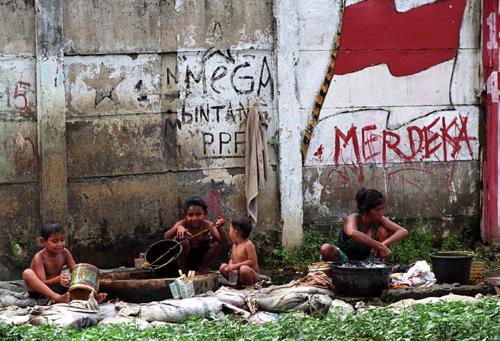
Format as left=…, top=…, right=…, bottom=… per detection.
left=219, top=217, right=260, bottom=289
left=23, top=222, right=107, bottom=304
left=164, top=196, right=227, bottom=273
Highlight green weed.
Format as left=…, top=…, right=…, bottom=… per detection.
left=257, top=219, right=483, bottom=268
left=259, top=224, right=337, bottom=270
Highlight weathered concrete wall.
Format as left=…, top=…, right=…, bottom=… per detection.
left=0, top=0, right=278, bottom=279
left=0, top=0, right=35, bottom=55
left=0, top=1, right=38, bottom=279
left=0, top=0, right=487, bottom=279
left=299, top=0, right=482, bottom=231
left=63, top=0, right=278, bottom=270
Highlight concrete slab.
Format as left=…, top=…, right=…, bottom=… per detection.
left=380, top=283, right=496, bottom=303
left=0, top=121, right=38, bottom=183
left=99, top=269, right=218, bottom=303
left=63, top=0, right=177, bottom=54
left=0, top=1, right=35, bottom=55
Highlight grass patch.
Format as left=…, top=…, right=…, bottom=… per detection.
left=256, top=219, right=487, bottom=269
left=390, top=219, right=476, bottom=265
left=1, top=297, right=498, bottom=340
left=257, top=224, right=338, bottom=270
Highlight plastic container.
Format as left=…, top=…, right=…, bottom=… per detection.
left=144, top=239, right=183, bottom=278
left=430, top=252, right=473, bottom=284
left=331, top=261, right=392, bottom=296
left=178, top=281, right=195, bottom=298
left=228, top=270, right=238, bottom=285
left=169, top=281, right=181, bottom=299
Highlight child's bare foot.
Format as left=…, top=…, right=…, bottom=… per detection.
left=53, top=292, right=70, bottom=303
left=96, top=292, right=108, bottom=304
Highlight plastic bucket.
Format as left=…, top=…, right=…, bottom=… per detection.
left=430, top=252, right=473, bottom=284
left=145, top=239, right=183, bottom=278
left=331, top=261, right=392, bottom=296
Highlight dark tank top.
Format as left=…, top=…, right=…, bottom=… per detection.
left=336, top=216, right=378, bottom=261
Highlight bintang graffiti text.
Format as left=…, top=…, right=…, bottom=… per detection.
left=163, top=50, right=274, bottom=159
left=326, top=114, right=477, bottom=165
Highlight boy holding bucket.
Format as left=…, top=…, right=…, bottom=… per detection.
left=23, top=222, right=107, bottom=304
left=164, top=196, right=227, bottom=273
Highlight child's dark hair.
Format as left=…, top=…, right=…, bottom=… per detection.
left=185, top=196, right=208, bottom=212
left=231, top=217, right=253, bottom=239
left=355, top=188, right=385, bottom=214
left=41, top=222, right=65, bottom=240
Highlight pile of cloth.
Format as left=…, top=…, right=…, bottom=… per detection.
left=0, top=272, right=487, bottom=329
left=389, top=261, right=436, bottom=289
left=0, top=271, right=349, bottom=329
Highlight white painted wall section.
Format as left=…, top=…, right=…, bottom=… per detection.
left=275, top=0, right=303, bottom=248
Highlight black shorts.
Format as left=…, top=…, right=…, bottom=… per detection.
left=185, top=238, right=211, bottom=270
left=28, top=283, right=67, bottom=299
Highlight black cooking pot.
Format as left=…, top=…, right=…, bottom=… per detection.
left=331, top=261, right=392, bottom=296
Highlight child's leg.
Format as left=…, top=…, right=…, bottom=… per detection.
left=178, top=239, right=191, bottom=272
left=376, top=226, right=390, bottom=243
left=219, top=263, right=229, bottom=278
left=95, top=292, right=108, bottom=304
left=238, top=265, right=259, bottom=288
left=22, top=269, right=70, bottom=303
left=320, top=244, right=348, bottom=262
left=198, top=240, right=222, bottom=273
left=320, top=243, right=340, bottom=262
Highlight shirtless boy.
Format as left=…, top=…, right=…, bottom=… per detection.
left=219, top=217, right=259, bottom=288
left=23, top=222, right=74, bottom=303
left=23, top=222, right=107, bottom=304
left=164, top=196, right=227, bottom=273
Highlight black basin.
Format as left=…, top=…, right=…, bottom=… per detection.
left=332, top=261, right=392, bottom=296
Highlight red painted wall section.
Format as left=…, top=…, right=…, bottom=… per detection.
left=335, top=0, right=467, bottom=76
left=483, top=0, right=500, bottom=243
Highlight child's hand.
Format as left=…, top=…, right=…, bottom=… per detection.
left=176, top=225, right=192, bottom=239
left=225, top=264, right=237, bottom=271
left=214, top=218, right=225, bottom=228
left=374, top=244, right=391, bottom=260
left=59, top=274, right=71, bottom=287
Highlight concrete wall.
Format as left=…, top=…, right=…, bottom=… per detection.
left=0, top=0, right=486, bottom=279
left=0, top=0, right=38, bottom=279
left=299, top=0, right=482, bottom=232
left=0, top=0, right=278, bottom=279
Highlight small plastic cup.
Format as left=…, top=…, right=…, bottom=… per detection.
left=61, top=267, right=71, bottom=287
left=228, top=270, right=238, bottom=285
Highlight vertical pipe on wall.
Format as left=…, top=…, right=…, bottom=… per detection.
left=482, top=0, right=500, bottom=244
left=274, top=0, right=304, bottom=248
left=35, top=0, right=68, bottom=225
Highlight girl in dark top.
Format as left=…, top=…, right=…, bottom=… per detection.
left=320, top=188, right=408, bottom=262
